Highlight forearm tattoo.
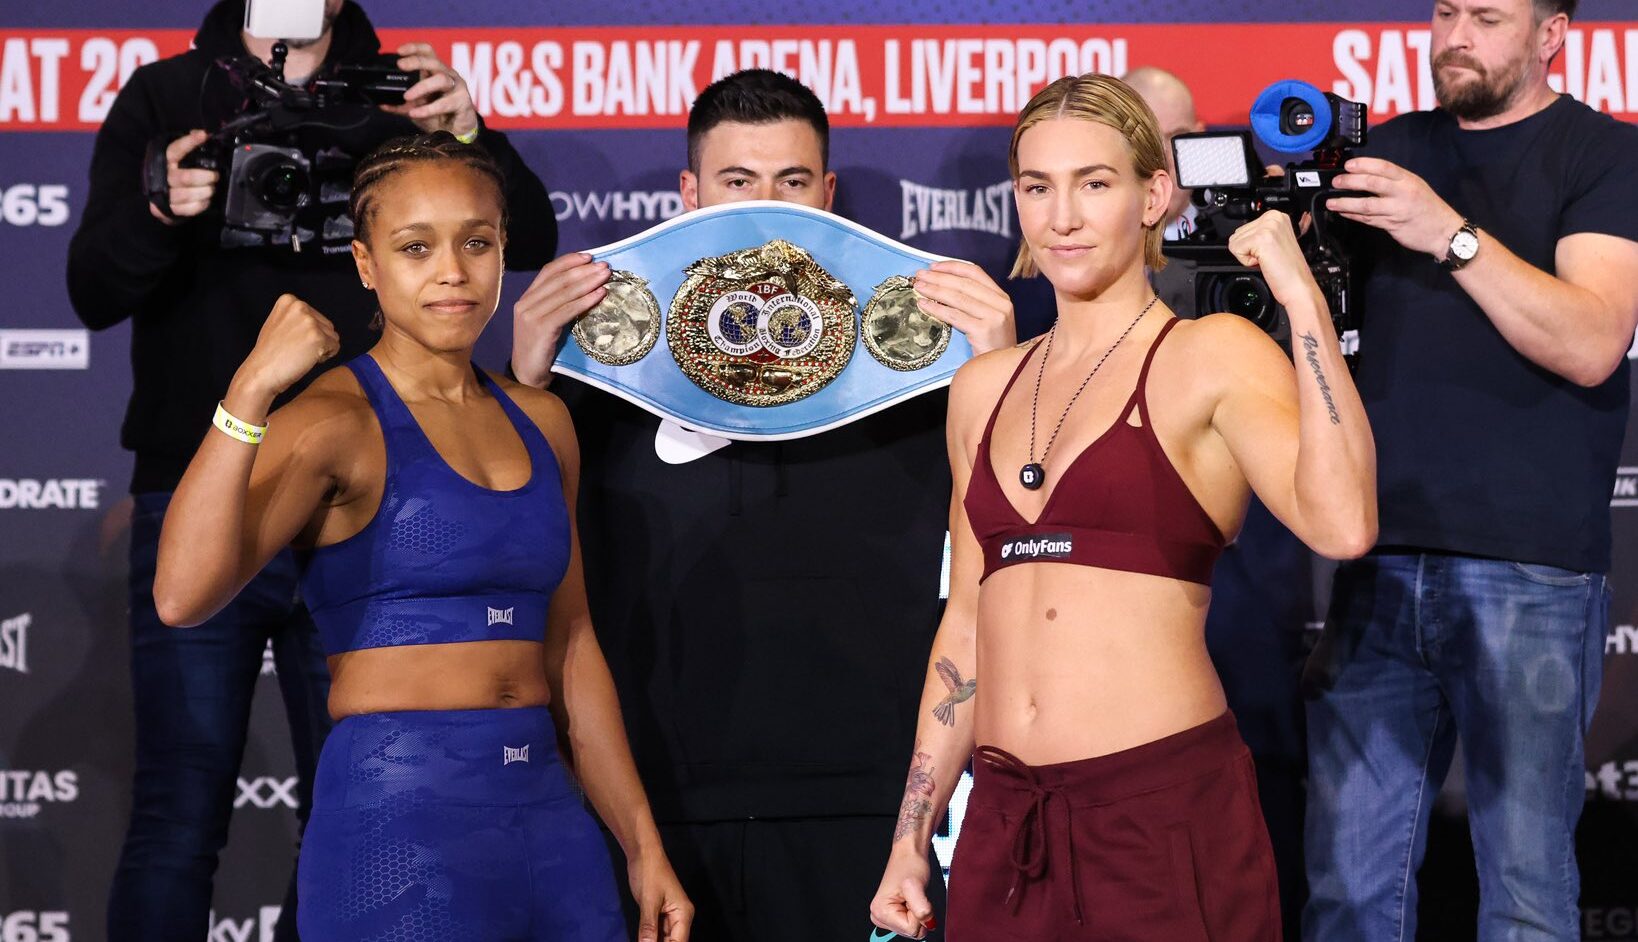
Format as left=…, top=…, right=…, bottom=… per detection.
left=893, top=747, right=936, bottom=842
left=931, top=656, right=976, bottom=726
left=1300, top=333, right=1342, bottom=426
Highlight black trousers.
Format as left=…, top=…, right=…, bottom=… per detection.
left=605, top=815, right=948, bottom=942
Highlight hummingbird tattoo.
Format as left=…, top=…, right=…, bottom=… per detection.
left=932, top=657, right=976, bottom=726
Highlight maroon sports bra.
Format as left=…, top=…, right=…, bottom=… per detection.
left=963, top=317, right=1227, bottom=585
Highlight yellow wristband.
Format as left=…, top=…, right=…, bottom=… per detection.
left=213, top=401, right=266, bottom=445
left=454, top=125, right=480, bottom=145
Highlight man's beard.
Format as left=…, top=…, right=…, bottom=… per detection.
left=279, top=8, right=338, bottom=50
left=1433, top=47, right=1529, bottom=121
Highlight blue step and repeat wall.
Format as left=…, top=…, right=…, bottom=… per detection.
left=2, top=1, right=1636, bottom=940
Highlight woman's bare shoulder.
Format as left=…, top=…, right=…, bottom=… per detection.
left=267, top=363, right=377, bottom=446
left=950, top=336, right=1042, bottom=416
left=486, top=374, right=577, bottom=457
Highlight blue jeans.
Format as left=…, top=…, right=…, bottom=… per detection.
left=1302, top=553, right=1609, bottom=942
left=107, top=492, right=333, bottom=941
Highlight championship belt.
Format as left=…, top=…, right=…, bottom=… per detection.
left=551, top=201, right=972, bottom=440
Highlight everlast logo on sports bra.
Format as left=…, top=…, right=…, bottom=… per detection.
left=487, top=606, right=514, bottom=626
left=999, top=534, right=1074, bottom=561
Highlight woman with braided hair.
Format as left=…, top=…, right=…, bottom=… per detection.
left=870, top=74, right=1377, bottom=940
left=152, top=132, right=692, bottom=942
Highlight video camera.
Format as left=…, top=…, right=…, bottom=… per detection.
left=1161, top=80, right=1367, bottom=351
left=142, top=41, right=414, bottom=252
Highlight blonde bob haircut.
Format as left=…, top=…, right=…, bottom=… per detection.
left=1008, top=73, right=1170, bottom=278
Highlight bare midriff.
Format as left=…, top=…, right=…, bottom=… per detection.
left=325, top=639, right=551, bottom=719
left=973, top=562, right=1225, bottom=765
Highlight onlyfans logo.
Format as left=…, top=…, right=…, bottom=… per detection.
left=999, top=534, right=1073, bottom=561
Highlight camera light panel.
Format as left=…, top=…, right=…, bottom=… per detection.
left=1173, top=133, right=1255, bottom=190
left=244, top=0, right=325, bottom=41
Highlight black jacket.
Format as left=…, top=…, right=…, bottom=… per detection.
left=67, top=0, right=555, bottom=493
left=558, top=378, right=951, bottom=821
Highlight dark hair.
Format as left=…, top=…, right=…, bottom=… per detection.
left=349, top=130, right=508, bottom=245
left=686, top=69, right=829, bottom=173
left=1534, top=0, right=1576, bottom=19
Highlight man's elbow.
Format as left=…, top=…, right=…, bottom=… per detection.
left=68, top=301, right=123, bottom=333
left=65, top=259, right=128, bottom=331
left=1568, top=344, right=1632, bottom=388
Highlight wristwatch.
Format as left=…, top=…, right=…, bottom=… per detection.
left=1440, top=219, right=1480, bottom=271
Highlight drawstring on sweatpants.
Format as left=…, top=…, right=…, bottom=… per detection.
left=974, top=745, right=1085, bottom=926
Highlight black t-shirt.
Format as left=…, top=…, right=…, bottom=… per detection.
left=558, top=378, right=950, bottom=821
left=1355, top=96, right=1638, bottom=573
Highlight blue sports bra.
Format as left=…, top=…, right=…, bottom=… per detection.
left=300, top=354, right=571, bottom=655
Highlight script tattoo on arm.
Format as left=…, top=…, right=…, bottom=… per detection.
left=931, top=656, right=977, bottom=726
left=893, top=747, right=937, bottom=842
left=1300, top=332, right=1342, bottom=426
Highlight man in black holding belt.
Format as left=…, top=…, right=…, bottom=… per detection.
left=66, top=2, right=554, bottom=938
left=509, top=69, right=1015, bottom=940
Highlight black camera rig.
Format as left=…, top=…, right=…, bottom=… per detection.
left=143, top=41, right=414, bottom=252
left=1162, top=80, right=1368, bottom=352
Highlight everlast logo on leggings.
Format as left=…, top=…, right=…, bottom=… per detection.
left=999, top=534, right=1073, bottom=561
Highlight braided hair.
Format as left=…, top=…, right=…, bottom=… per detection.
left=349, top=130, right=508, bottom=246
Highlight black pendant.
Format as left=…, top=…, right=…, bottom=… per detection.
left=1020, top=463, right=1045, bottom=490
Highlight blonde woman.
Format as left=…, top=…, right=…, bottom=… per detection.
left=869, top=74, right=1376, bottom=940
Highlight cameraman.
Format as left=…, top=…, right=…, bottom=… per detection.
left=64, top=2, right=554, bottom=939
left=1301, top=1, right=1638, bottom=939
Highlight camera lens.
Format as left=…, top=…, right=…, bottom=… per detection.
left=1218, top=275, right=1278, bottom=329
left=1280, top=98, right=1316, bottom=136
left=249, top=155, right=310, bottom=212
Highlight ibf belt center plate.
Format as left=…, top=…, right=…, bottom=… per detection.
left=667, top=240, right=856, bottom=407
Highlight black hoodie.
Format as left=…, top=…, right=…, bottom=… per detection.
left=67, top=0, right=555, bottom=493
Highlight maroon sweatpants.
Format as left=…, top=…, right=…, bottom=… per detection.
left=947, top=711, right=1280, bottom=941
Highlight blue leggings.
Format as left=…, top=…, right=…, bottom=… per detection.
left=297, top=706, right=626, bottom=941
